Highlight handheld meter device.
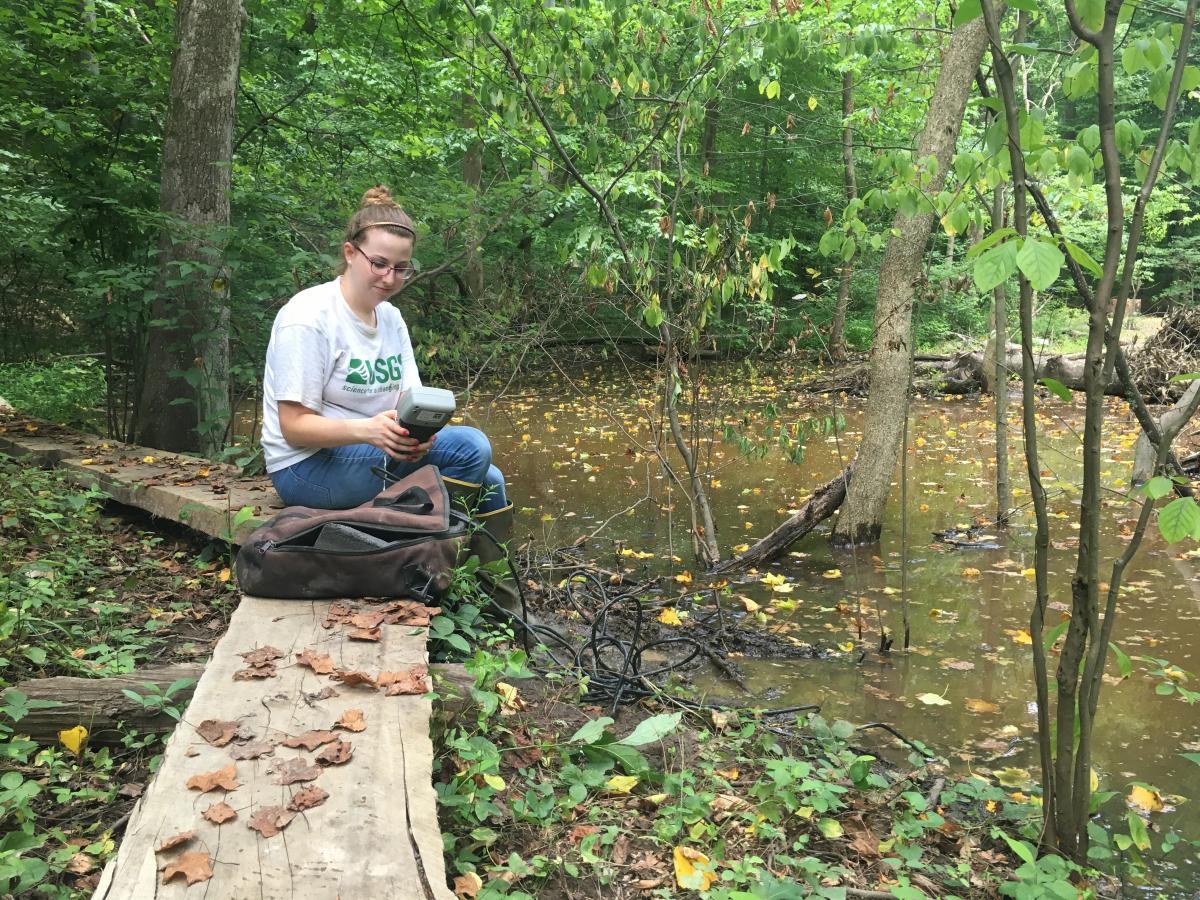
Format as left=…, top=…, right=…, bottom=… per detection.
left=396, top=386, right=456, bottom=442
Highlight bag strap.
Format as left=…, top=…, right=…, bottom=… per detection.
left=371, top=485, right=434, bottom=514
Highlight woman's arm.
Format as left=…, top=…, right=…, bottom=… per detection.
left=279, top=401, right=432, bottom=460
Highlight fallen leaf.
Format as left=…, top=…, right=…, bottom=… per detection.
left=187, top=764, right=239, bottom=793
left=349, top=626, right=381, bottom=642
left=995, top=767, right=1032, bottom=787
left=316, top=740, right=353, bottom=766
left=217, top=568, right=231, bottom=582
left=196, top=719, right=239, bottom=747
left=161, top=851, right=213, bottom=885
left=674, top=571, right=693, bottom=585
left=239, top=646, right=282, bottom=667
left=916, top=693, right=951, bottom=706
left=283, top=730, right=339, bottom=752
left=822, top=568, right=842, bottom=579
left=202, top=802, right=238, bottom=824
left=273, top=758, right=322, bottom=785
left=247, top=805, right=296, bottom=838
left=569, top=824, right=600, bottom=844
left=58, top=726, right=88, bottom=755
left=709, top=793, right=750, bottom=813
left=350, top=611, right=386, bottom=630
left=606, top=774, right=639, bottom=794
left=454, top=872, right=483, bottom=899
left=296, top=648, right=335, bottom=674
left=379, top=666, right=429, bottom=695
left=1011, top=629, right=1033, bottom=645
left=334, top=670, right=378, bottom=689
left=288, top=784, right=330, bottom=812
left=1128, top=785, right=1164, bottom=813
left=965, top=699, right=1000, bottom=714
left=228, top=740, right=275, bottom=760
left=233, top=665, right=277, bottom=680
left=155, top=831, right=195, bottom=853
left=334, top=709, right=367, bottom=732
left=961, top=567, right=982, bottom=578
left=673, top=846, right=717, bottom=891
left=65, top=852, right=94, bottom=874
left=658, top=607, right=682, bottom=626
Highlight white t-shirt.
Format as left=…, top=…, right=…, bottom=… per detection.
left=261, top=278, right=421, bottom=473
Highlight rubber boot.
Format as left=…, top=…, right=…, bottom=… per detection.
left=469, top=505, right=523, bottom=622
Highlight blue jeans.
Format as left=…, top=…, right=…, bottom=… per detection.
left=270, top=425, right=509, bottom=513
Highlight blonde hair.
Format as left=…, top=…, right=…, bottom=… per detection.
left=337, top=185, right=416, bottom=273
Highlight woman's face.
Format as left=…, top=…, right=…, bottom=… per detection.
left=342, top=229, right=414, bottom=302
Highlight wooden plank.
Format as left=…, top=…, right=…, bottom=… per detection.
left=92, top=595, right=453, bottom=900
left=0, top=418, right=273, bottom=543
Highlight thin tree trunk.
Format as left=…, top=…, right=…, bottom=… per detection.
left=830, top=71, right=856, bottom=362
left=135, top=0, right=243, bottom=455
left=463, top=36, right=484, bottom=298
left=992, top=185, right=1010, bottom=523
left=831, top=16, right=991, bottom=546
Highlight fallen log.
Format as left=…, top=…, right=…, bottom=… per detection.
left=710, top=462, right=854, bottom=574
left=914, top=350, right=1123, bottom=396
left=4, top=663, right=483, bottom=745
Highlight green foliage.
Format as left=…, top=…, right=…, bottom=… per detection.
left=0, top=358, right=107, bottom=430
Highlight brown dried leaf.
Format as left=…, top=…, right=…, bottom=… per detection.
left=315, top=740, right=353, bottom=766
left=273, top=757, right=322, bottom=785
left=453, top=872, right=483, bottom=899
left=283, top=730, right=338, bottom=751
left=202, top=801, right=238, bottom=825
left=383, top=600, right=439, bottom=626
left=162, top=851, right=214, bottom=886
left=287, top=784, right=330, bottom=812
left=247, top=805, right=296, bottom=838
left=239, top=645, right=283, bottom=667
left=350, top=611, right=386, bottom=630
left=306, top=686, right=339, bottom=701
left=65, top=852, right=94, bottom=875
left=349, top=626, right=381, bottom=642
left=233, top=664, right=277, bottom=680
left=378, top=665, right=429, bottom=696
left=334, top=708, right=366, bottom=732
left=117, top=782, right=144, bottom=798
left=228, top=740, right=276, bottom=761
left=196, top=719, right=238, bottom=747
left=154, top=831, right=195, bottom=853
left=296, top=648, right=335, bottom=674
left=334, top=670, right=377, bottom=689
left=186, top=764, right=239, bottom=793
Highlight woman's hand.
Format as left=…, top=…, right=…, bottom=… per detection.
left=354, top=410, right=412, bottom=457
left=393, top=430, right=435, bottom=462
left=277, top=403, right=434, bottom=460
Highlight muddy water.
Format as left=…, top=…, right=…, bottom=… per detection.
left=460, top=366, right=1200, bottom=893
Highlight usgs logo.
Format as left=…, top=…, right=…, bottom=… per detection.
left=345, top=355, right=406, bottom=386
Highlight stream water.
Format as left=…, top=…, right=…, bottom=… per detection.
left=456, top=363, right=1200, bottom=895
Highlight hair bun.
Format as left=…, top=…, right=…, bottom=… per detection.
left=360, top=185, right=395, bottom=208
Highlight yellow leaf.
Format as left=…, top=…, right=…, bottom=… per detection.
left=964, top=698, right=999, bottom=714
left=610, top=77, right=622, bottom=95
left=482, top=773, right=506, bottom=791
left=995, top=767, right=1032, bottom=787
left=916, top=692, right=950, bottom=706
left=674, top=571, right=693, bottom=585
left=217, top=568, right=231, bottom=583
left=711, top=479, right=722, bottom=488
left=760, top=573, right=785, bottom=587
left=541, top=513, right=554, bottom=522
left=142, top=455, right=156, bottom=464
left=197, top=467, right=210, bottom=477
left=915, top=436, right=927, bottom=447
left=606, top=774, right=639, bottom=794
left=1091, top=769, right=1099, bottom=792
left=1012, top=629, right=1033, bottom=645
left=658, top=607, right=683, bottom=626
left=715, top=767, right=740, bottom=780
left=918, top=503, right=930, bottom=512
left=732, top=543, right=750, bottom=553
left=80, top=458, right=94, bottom=465
left=58, top=725, right=88, bottom=755
left=985, top=799, right=999, bottom=812
left=737, top=596, right=761, bottom=613
left=673, top=846, right=717, bottom=891
left=822, top=568, right=842, bottom=579
left=807, top=95, right=818, bottom=111
left=771, top=582, right=794, bottom=594
left=961, top=567, right=981, bottom=578
left=837, top=641, right=854, bottom=653
left=1022, top=568, right=1037, bottom=579
left=1128, top=785, right=1163, bottom=813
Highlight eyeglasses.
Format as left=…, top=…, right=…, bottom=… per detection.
left=353, top=244, right=416, bottom=279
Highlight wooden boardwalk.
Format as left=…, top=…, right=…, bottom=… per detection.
left=0, top=414, right=453, bottom=899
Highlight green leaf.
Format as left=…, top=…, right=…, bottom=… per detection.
left=1065, top=240, right=1103, bottom=277
left=952, top=0, right=982, bottom=25
left=1126, top=811, right=1152, bottom=851
left=1016, top=238, right=1065, bottom=291
left=1181, top=752, right=1200, bottom=766
left=841, top=236, right=856, bottom=262
left=1008, top=0, right=1038, bottom=11
left=973, top=241, right=1019, bottom=293
left=643, top=302, right=664, bottom=329
left=1043, top=617, right=1071, bottom=650
left=619, top=711, right=682, bottom=746
left=1079, top=124, right=1101, bottom=154
left=818, top=229, right=843, bottom=257
left=1158, top=497, right=1200, bottom=543
left=1109, top=642, right=1133, bottom=679
left=817, top=817, right=844, bottom=838
left=569, top=716, right=614, bottom=745
left=1040, top=378, right=1072, bottom=402
left=1168, top=372, right=1200, bottom=383
left=1000, top=832, right=1037, bottom=865
left=967, top=227, right=1017, bottom=258
left=1143, top=476, right=1173, bottom=500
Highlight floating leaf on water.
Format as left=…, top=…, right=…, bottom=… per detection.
left=1128, top=785, right=1164, bottom=813
left=994, top=767, right=1032, bottom=788
left=965, top=699, right=1000, bottom=714
left=916, top=693, right=951, bottom=706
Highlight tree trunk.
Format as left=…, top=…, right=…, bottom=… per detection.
left=1132, top=380, right=1200, bottom=482
left=135, top=0, right=243, bottom=455
left=831, top=17, right=991, bottom=547
left=830, top=71, right=857, bottom=362
left=462, top=45, right=484, bottom=298
left=991, top=185, right=1010, bottom=522
left=701, top=98, right=719, bottom=177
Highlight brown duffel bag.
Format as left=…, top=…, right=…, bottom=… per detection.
left=235, top=465, right=468, bottom=600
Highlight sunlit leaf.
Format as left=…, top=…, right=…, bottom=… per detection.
left=1128, top=785, right=1164, bottom=813
left=673, top=846, right=717, bottom=891
left=606, top=774, right=639, bottom=794
left=916, top=692, right=950, bottom=706
left=658, top=607, right=683, bottom=626
left=58, top=725, right=88, bottom=755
